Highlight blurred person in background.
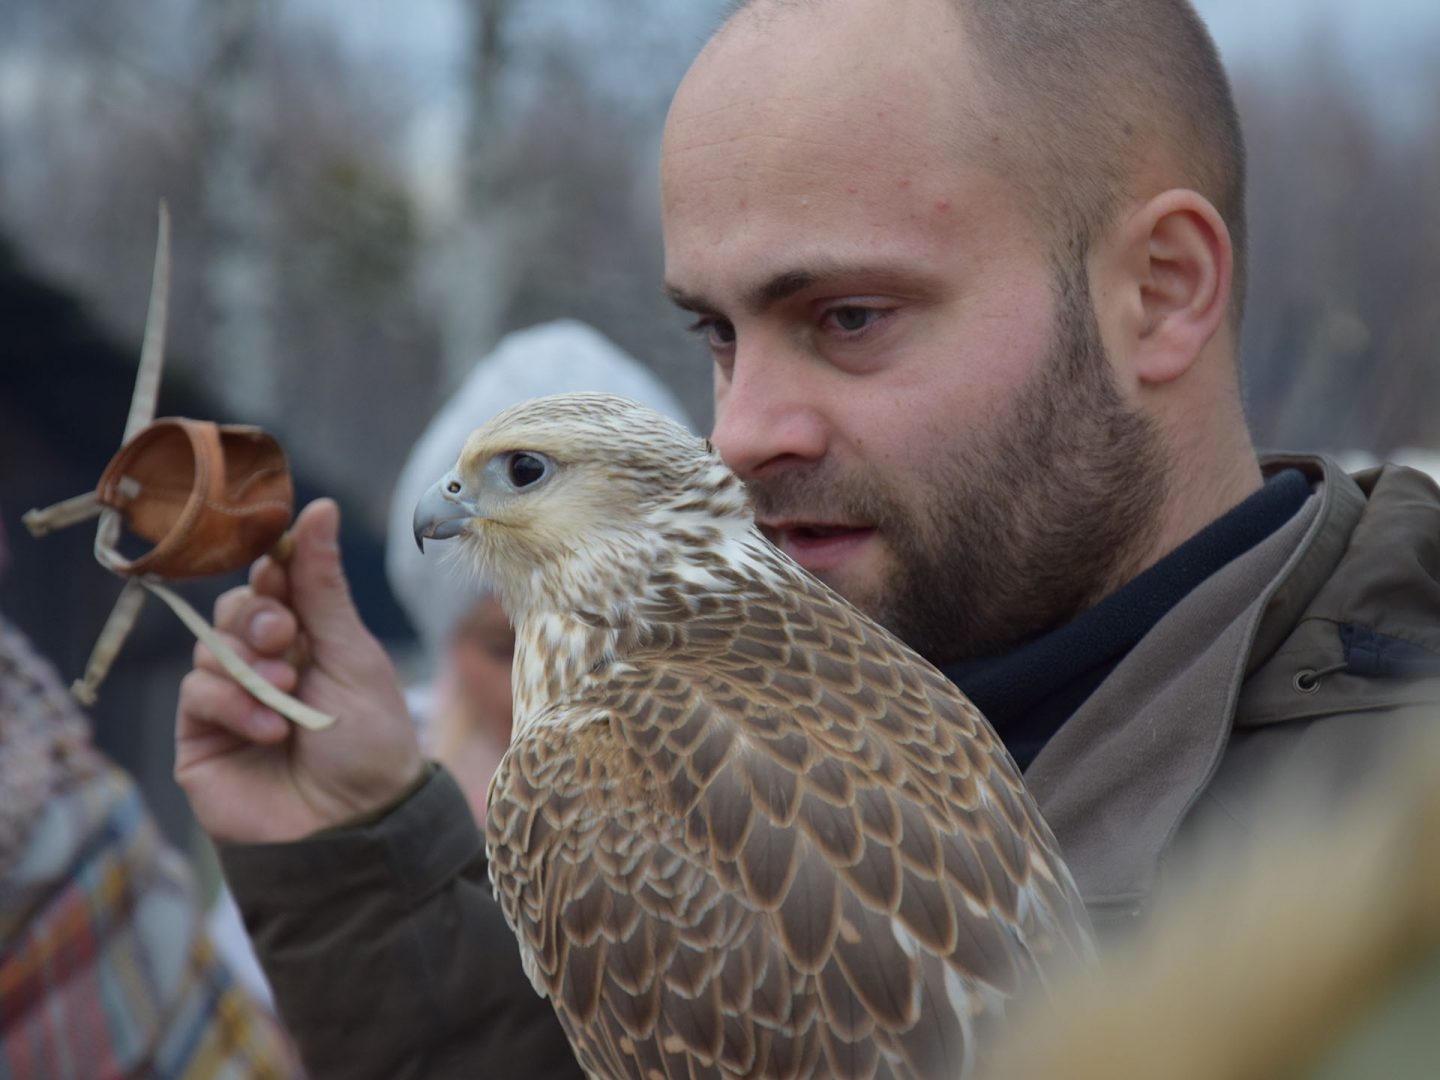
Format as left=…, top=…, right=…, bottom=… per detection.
left=170, top=0, right=1440, bottom=1074
left=0, top=506, right=300, bottom=1078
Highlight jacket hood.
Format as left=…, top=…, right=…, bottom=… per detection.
left=1237, top=456, right=1440, bottom=729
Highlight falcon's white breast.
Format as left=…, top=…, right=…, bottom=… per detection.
left=413, top=392, right=1093, bottom=1080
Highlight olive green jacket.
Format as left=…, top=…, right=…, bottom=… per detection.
left=223, top=767, right=585, bottom=1079
left=222, top=455, right=1440, bottom=1074
left=1028, top=456, right=1440, bottom=931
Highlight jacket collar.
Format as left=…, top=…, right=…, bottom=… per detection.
left=1242, top=455, right=1365, bottom=682
left=1026, top=454, right=1440, bottom=927
left=1022, top=456, right=1335, bottom=925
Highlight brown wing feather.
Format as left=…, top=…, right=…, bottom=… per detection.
left=488, top=560, right=1091, bottom=1080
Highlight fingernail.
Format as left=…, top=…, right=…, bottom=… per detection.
left=250, top=611, right=282, bottom=642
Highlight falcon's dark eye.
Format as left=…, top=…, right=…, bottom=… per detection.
left=507, top=451, right=549, bottom=489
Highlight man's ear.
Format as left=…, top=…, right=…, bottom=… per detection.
left=1102, top=188, right=1233, bottom=388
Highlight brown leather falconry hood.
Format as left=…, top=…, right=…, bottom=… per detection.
left=22, top=204, right=332, bottom=729
left=95, top=418, right=293, bottom=579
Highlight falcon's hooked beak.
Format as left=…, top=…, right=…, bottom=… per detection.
left=413, top=472, right=481, bottom=552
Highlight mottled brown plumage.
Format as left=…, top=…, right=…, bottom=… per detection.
left=413, top=393, right=1093, bottom=1079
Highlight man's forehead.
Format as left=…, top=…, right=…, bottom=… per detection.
left=662, top=0, right=991, bottom=210
left=659, top=124, right=1011, bottom=302
left=659, top=0, right=1024, bottom=310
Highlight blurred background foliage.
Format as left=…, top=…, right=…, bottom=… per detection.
left=0, top=0, right=1437, bottom=845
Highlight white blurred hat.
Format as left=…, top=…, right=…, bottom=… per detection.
left=385, top=319, right=693, bottom=659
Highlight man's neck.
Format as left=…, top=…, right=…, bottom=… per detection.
left=1103, top=437, right=1265, bottom=603
left=945, top=466, right=1310, bottom=771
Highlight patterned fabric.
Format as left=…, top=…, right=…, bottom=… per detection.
left=0, top=615, right=302, bottom=1079
left=0, top=616, right=95, bottom=876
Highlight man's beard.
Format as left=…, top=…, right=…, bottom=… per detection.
left=750, top=254, right=1167, bottom=665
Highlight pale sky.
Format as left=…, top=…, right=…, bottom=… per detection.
left=1195, top=0, right=1440, bottom=132
left=305, top=0, right=1440, bottom=67
left=299, top=0, right=1440, bottom=115
left=1196, top=0, right=1440, bottom=60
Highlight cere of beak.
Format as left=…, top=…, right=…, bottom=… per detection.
left=413, top=474, right=478, bottom=553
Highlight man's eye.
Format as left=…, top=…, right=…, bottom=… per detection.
left=828, top=306, right=877, bottom=333
left=687, top=316, right=737, bottom=350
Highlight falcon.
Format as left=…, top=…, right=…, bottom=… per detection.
left=413, top=392, right=1093, bottom=1080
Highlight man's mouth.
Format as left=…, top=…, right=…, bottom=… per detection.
left=761, top=521, right=876, bottom=571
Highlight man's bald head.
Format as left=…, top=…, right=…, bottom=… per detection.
left=721, top=0, right=1248, bottom=323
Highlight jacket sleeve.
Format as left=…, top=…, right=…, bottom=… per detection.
left=220, top=765, right=585, bottom=1080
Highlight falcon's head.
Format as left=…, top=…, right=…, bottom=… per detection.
left=413, top=393, right=751, bottom=619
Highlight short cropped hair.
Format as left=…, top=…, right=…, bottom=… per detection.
left=723, top=0, right=1249, bottom=324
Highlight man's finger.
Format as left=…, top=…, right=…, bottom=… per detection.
left=177, top=668, right=291, bottom=744
left=193, top=631, right=254, bottom=674
left=193, top=635, right=299, bottom=693
left=213, top=585, right=255, bottom=634
left=212, top=589, right=298, bottom=656
left=284, top=499, right=367, bottom=654
left=250, top=551, right=291, bottom=602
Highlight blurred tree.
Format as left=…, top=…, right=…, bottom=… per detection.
left=428, top=0, right=722, bottom=429
left=199, top=0, right=281, bottom=424
left=262, top=19, right=439, bottom=529
left=0, top=0, right=447, bottom=533
left=1236, top=33, right=1440, bottom=455
left=427, top=0, right=520, bottom=389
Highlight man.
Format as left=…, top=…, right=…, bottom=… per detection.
left=175, top=0, right=1440, bottom=1074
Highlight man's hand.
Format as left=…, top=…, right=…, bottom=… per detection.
left=176, top=498, right=424, bottom=843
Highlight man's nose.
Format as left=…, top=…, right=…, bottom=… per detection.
left=709, top=342, right=828, bottom=479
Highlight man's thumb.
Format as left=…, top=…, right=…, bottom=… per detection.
left=286, top=498, right=365, bottom=649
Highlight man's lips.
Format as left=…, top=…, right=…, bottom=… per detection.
left=761, top=521, right=876, bottom=571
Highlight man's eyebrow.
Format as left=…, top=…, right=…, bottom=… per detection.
left=664, top=263, right=913, bottom=317
left=663, top=283, right=716, bottom=315
left=746, top=268, right=824, bottom=311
